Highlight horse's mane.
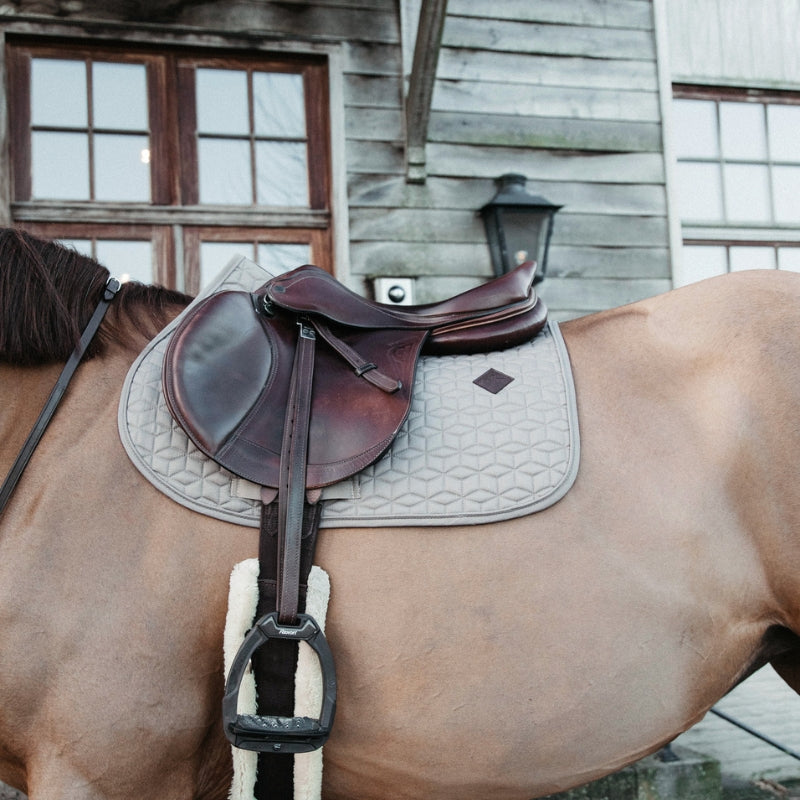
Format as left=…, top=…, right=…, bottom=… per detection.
left=0, top=227, right=191, bottom=366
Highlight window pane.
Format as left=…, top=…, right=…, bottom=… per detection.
left=681, top=245, right=728, bottom=283
left=719, top=102, right=766, bottom=161
left=675, top=161, right=723, bottom=220
left=32, top=131, right=89, bottom=199
left=729, top=246, right=776, bottom=271
left=253, top=72, right=305, bottom=137
left=57, top=238, right=92, bottom=257
left=724, top=164, right=771, bottom=222
left=257, top=242, right=310, bottom=273
left=255, top=141, right=308, bottom=206
left=93, top=62, right=148, bottom=131
left=773, top=166, right=800, bottom=223
left=198, top=138, right=252, bottom=204
left=196, top=68, right=249, bottom=135
left=95, top=240, right=153, bottom=284
left=200, top=241, right=255, bottom=288
left=778, top=248, right=800, bottom=272
left=94, top=134, right=150, bottom=201
left=768, top=105, right=800, bottom=162
left=32, top=58, right=87, bottom=128
left=672, top=99, right=718, bottom=159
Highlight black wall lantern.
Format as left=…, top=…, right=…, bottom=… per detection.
left=480, top=173, right=562, bottom=282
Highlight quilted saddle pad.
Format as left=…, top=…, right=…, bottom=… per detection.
left=118, top=256, right=580, bottom=529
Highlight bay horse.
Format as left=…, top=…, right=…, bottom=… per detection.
left=1, top=227, right=800, bottom=800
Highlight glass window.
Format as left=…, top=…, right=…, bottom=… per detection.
left=9, top=44, right=333, bottom=292
left=729, top=246, right=775, bottom=271
left=28, top=56, right=151, bottom=203
left=32, top=131, right=90, bottom=199
left=772, top=166, right=800, bottom=223
left=200, top=241, right=255, bottom=287
left=196, top=68, right=249, bottom=135
left=93, top=62, right=147, bottom=130
left=681, top=243, right=800, bottom=281
left=673, top=99, right=718, bottom=159
left=768, top=105, right=800, bottom=161
left=681, top=245, right=728, bottom=282
left=673, top=88, right=800, bottom=286
left=778, top=247, right=800, bottom=272
left=199, top=239, right=310, bottom=288
left=95, top=240, right=153, bottom=284
left=719, top=102, right=766, bottom=160
left=257, top=242, right=309, bottom=273
left=54, top=236, right=154, bottom=283
left=673, top=92, right=800, bottom=226
left=194, top=67, right=309, bottom=207
left=31, top=58, right=87, bottom=128
left=675, top=162, right=723, bottom=221
left=724, top=164, right=771, bottom=223
left=198, top=138, right=251, bottom=204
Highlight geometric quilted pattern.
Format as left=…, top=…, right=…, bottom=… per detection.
left=118, top=256, right=580, bottom=530
left=321, top=320, right=580, bottom=527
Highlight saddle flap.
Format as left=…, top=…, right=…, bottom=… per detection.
left=162, top=290, right=424, bottom=489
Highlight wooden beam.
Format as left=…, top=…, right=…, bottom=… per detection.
left=404, top=0, right=447, bottom=183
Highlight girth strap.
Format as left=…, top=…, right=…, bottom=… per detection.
left=254, top=501, right=323, bottom=800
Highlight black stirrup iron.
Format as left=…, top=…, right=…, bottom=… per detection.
left=222, top=611, right=337, bottom=753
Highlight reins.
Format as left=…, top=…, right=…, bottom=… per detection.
left=0, top=276, right=120, bottom=517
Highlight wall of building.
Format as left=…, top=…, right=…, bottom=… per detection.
left=354, top=0, right=674, bottom=317
left=0, top=0, right=673, bottom=318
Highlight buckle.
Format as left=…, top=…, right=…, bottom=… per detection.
left=222, top=612, right=337, bottom=754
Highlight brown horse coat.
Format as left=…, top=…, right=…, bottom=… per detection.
left=2, top=259, right=800, bottom=799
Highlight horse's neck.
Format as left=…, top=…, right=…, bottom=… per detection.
left=0, top=308, right=175, bottom=482
left=0, top=362, right=65, bottom=479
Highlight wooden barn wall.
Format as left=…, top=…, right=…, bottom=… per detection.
left=347, top=0, right=672, bottom=316
left=386, top=0, right=672, bottom=317
left=0, top=0, right=671, bottom=318
left=667, top=0, right=800, bottom=91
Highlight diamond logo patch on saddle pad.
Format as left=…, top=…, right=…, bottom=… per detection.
left=118, top=257, right=580, bottom=529
left=473, top=368, right=515, bottom=394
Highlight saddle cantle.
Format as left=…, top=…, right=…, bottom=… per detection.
left=162, top=261, right=546, bottom=491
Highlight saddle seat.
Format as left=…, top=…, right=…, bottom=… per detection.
left=163, top=260, right=546, bottom=491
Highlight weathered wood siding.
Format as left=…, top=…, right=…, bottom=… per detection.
left=349, top=0, right=671, bottom=317
left=667, top=0, right=800, bottom=91
left=0, top=0, right=671, bottom=317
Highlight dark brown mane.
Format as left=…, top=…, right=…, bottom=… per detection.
left=0, top=227, right=191, bottom=366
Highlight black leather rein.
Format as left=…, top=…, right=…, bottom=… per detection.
left=0, top=276, right=121, bottom=517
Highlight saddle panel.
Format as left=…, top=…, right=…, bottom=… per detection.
left=163, top=290, right=426, bottom=489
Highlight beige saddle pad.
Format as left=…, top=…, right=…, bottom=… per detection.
left=118, top=256, right=580, bottom=528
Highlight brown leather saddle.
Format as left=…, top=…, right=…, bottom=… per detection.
left=162, top=260, right=546, bottom=761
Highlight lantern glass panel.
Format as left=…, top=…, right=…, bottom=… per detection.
left=499, top=207, right=549, bottom=271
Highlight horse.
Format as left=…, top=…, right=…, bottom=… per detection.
left=1, top=226, right=800, bottom=800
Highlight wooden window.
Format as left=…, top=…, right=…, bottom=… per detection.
left=7, top=41, right=332, bottom=293
left=672, top=86, right=800, bottom=286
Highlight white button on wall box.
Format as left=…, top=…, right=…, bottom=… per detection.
left=372, top=277, right=414, bottom=305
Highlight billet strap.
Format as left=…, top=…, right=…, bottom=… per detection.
left=0, top=276, right=121, bottom=517
left=277, top=321, right=316, bottom=624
